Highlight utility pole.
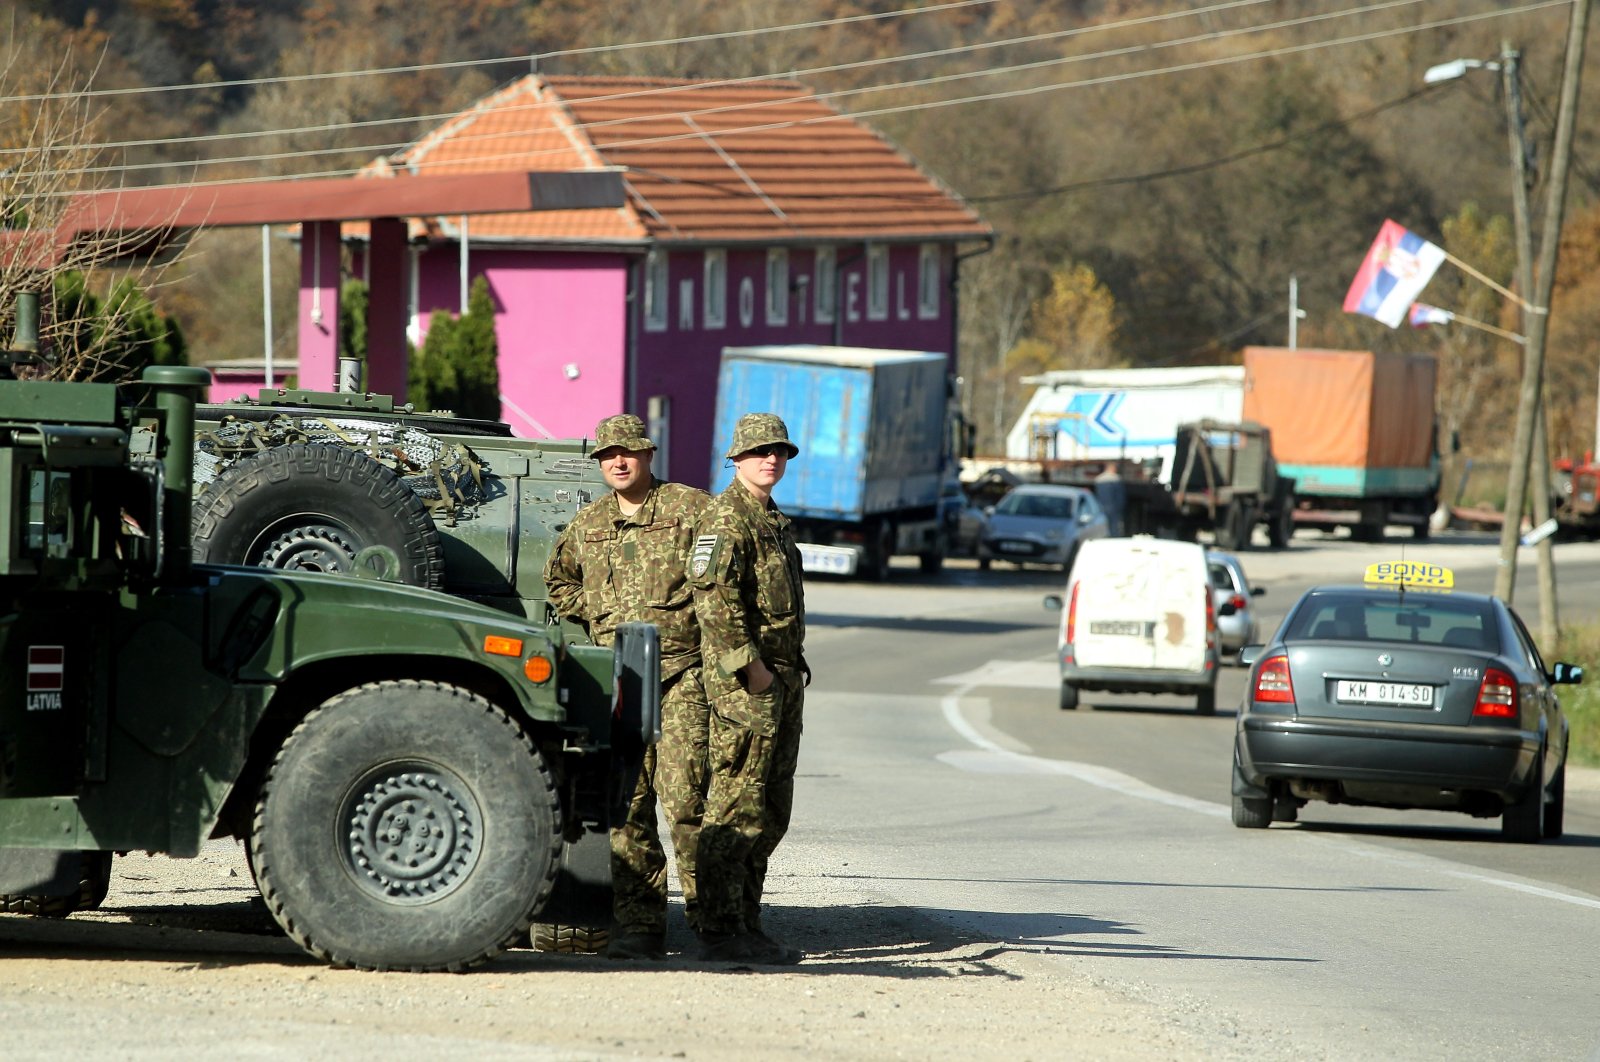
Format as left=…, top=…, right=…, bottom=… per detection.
left=1288, top=275, right=1305, bottom=349
left=1493, top=0, right=1589, bottom=619
left=1500, top=42, right=1561, bottom=645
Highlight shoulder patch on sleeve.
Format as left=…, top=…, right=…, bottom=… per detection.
left=689, top=534, right=719, bottom=578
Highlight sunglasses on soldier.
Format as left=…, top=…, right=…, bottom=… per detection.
left=742, top=444, right=790, bottom=459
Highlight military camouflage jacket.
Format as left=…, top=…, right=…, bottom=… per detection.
left=689, top=479, right=806, bottom=682
left=544, top=478, right=710, bottom=680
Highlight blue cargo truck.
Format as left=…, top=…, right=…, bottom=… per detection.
left=711, top=345, right=958, bottom=579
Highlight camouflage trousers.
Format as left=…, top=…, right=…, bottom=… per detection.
left=695, top=665, right=805, bottom=936
left=610, top=666, right=710, bottom=936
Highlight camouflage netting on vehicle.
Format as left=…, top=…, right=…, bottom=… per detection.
left=195, top=414, right=487, bottom=522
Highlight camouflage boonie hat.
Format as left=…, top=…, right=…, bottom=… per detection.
left=593, top=413, right=655, bottom=456
left=725, top=412, right=798, bottom=459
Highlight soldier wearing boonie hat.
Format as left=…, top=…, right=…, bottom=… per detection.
left=723, top=412, right=799, bottom=459
left=594, top=413, right=656, bottom=456
left=545, top=412, right=710, bottom=961
left=688, top=411, right=807, bottom=966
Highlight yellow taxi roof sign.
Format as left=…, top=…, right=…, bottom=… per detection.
left=1364, top=561, right=1453, bottom=589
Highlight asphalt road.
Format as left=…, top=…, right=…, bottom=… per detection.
left=800, top=530, right=1600, bottom=1059
left=2, top=529, right=1596, bottom=1059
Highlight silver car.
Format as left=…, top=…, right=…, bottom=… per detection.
left=1209, top=551, right=1265, bottom=658
left=976, top=484, right=1108, bottom=571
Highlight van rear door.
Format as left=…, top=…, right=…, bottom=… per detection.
left=1071, top=541, right=1208, bottom=673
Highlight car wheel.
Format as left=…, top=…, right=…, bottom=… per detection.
left=1232, top=794, right=1272, bottom=829
left=252, top=680, right=563, bottom=971
left=1544, top=759, right=1566, bottom=840
left=1058, top=682, right=1079, bottom=711
left=1268, top=500, right=1295, bottom=549
left=1196, top=683, right=1216, bottom=715
left=1501, top=751, right=1546, bottom=843
left=918, top=529, right=947, bottom=574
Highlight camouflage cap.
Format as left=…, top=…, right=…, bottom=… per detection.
left=593, top=413, right=655, bottom=457
left=725, top=412, right=799, bottom=459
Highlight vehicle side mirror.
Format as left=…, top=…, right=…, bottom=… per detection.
left=1043, top=593, right=1063, bottom=611
left=1238, top=644, right=1264, bottom=667
left=983, top=505, right=995, bottom=516
left=1552, top=662, right=1585, bottom=685
left=1251, top=586, right=1266, bottom=597
left=1217, top=600, right=1238, bottom=617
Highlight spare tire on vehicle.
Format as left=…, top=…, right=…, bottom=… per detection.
left=192, top=442, right=446, bottom=589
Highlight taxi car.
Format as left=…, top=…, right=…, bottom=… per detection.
left=1231, top=561, right=1581, bottom=842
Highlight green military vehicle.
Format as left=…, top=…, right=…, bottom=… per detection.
left=187, top=385, right=624, bottom=950
left=189, top=387, right=603, bottom=617
left=0, top=336, right=659, bottom=970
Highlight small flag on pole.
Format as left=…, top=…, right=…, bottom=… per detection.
left=1343, top=220, right=1446, bottom=328
left=1408, top=303, right=1454, bottom=328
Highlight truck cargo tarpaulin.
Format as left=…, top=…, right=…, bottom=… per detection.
left=1242, top=347, right=1437, bottom=483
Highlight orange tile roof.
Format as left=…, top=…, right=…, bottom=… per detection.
left=383, top=74, right=990, bottom=246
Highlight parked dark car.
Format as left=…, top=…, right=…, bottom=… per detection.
left=1232, top=562, right=1580, bottom=842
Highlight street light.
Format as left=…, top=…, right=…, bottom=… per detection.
left=1423, top=58, right=1499, bottom=84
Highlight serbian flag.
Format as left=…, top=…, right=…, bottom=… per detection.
left=1408, top=303, right=1454, bottom=328
left=1343, top=220, right=1446, bottom=327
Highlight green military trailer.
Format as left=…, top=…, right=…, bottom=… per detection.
left=0, top=362, right=659, bottom=971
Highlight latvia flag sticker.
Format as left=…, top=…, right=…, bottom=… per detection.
left=27, top=646, right=64, bottom=692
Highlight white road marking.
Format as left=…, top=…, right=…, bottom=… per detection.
left=938, top=662, right=1600, bottom=912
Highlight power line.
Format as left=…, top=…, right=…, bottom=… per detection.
left=17, top=0, right=1569, bottom=198
left=6, top=0, right=1280, bottom=157
left=967, top=84, right=1444, bottom=203
left=20, top=0, right=1458, bottom=182
left=0, top=0, right=1001, bottom=104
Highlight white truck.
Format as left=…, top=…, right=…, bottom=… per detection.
left=1005, top=365, right=1244, bottom=479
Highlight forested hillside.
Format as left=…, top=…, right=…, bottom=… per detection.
left=7, top=0, right=1600, bottom=463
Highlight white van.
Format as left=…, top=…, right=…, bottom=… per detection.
left=1045, top=537, right=1223, bottom=713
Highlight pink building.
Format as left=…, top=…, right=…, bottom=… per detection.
left=332, top=75, right=993, bottom=488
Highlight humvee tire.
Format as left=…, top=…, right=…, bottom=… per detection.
left=251, top=680, right=563, bottom=971
left=192, top=442, right=445, bottom=589
left=0, top=850, right=113, bottom=918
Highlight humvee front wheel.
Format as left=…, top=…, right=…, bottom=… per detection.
left=251, top=680, right=562, bottom=971
left=192, top=442, right=445, bottom=589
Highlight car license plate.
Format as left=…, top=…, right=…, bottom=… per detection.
left=1335, top=680, right=1434, bottom=707
left=1090, top=620, right=1148, bottom=637
left=997, top=541, right=1034, bottom=554
left=797, top=544, right=856, bottom=575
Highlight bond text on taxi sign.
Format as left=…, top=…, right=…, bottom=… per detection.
left=1363, top=561, right=1453, bottom=589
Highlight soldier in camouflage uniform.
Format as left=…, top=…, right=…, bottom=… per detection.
left=544, top=414, right=710, bottom=960
left=688, top=412, right=807, bottom=966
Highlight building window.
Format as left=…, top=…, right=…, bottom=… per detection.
left=766, top=247, right=789, bottom=326
left=814, top=246, right=836, bottom=324
left=704, top=249, right=726, bottom=329
left=918, top=244, right=940, bottom=319
left=644, top=249, right=668, bottom=332
left=866, top=244, right=889, bottom=321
